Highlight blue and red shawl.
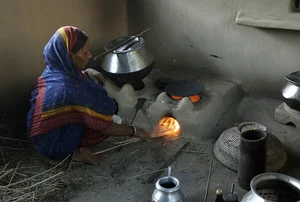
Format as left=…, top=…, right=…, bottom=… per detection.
left=27, top=26, right=116, bottom=156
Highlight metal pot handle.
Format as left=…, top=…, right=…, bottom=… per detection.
left=122, top=41, right=140, bottom=51
left=113, top=39, right=143, bottom=53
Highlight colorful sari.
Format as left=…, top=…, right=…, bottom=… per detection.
left=27, top=26, right=116, bottom=160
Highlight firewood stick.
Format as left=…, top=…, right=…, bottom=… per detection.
left=92, top=139, right=141, bottom=155
left=95, top=130, right=181, bottom=155
left=114, top=129, right=176, bottom=145
left=149, top=128, right=180, bottom=137
left=151, top=128, right=173, bottom=134
left=114, top=138, right=140, bottom=145
left=115, top=138, right=140, bottom=145
left=203, top=160, right=213, bottom=202
left=147, top=142, right=190, bottom=183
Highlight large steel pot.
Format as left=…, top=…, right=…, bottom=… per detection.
left=101, top=36, right=154, bottom=90
left=282, top=71, right=300, bottom=111
left=241, top=173, right=300, bottom=202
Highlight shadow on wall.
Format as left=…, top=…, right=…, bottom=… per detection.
left=0, top=47, right=39, bottom=138
left=127, top=1, right=225, bottom=83
left=0, top=89, right=32, bottom=138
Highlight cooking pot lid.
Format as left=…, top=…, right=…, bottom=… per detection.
left=104, top=36, right=145, bottom=53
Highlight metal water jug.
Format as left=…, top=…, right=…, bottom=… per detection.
left=152, top=167, right=185, bottom=202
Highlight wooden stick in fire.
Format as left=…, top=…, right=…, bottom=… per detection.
left=114, top=138, right=140, bottom=145
left=92, top=128, right=177, bottom=155
left=114, top=128, right=172, bottom=145
left=92, top=140, right=141, bottom=155
left=203, top=160, right=213, bottom=202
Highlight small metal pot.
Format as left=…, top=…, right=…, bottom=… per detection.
left=101, top=36, right=154, bottom=90
left=152, top=176, right=185, bottom=202
left=282, top=71, right=300, bottom=111
left=241, top=173, right=300, bottom=202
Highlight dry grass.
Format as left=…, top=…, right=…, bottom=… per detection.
left=0, top=147, right=95, bottom=202
left=0, top=126, right=141, bottom=201
left=0, top=149, right=63, bottom=201
left=0, top=120, right=187, bottom=202
left=0, top=122, right=81, bottom=202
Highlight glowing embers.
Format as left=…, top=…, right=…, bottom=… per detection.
left=153, top=117, right=181, bottom=138
left=171, top=95, right=201, bottom=103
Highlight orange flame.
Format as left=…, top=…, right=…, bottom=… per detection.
left=156, top=117, right=181, bottom=137
left=171, top=95, right=201, bottom=103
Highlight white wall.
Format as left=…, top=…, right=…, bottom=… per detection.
left=128, top=0, right=300, bottom=97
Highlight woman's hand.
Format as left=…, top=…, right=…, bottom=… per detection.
left=83, top=68, right=106, bottom=85
left=136, top=128, right=152, bottom=140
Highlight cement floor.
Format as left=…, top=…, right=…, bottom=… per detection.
left=68, top=95, right=300, bottom=202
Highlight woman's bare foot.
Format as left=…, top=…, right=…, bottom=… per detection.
left=72, top=147, right=101, bottom=165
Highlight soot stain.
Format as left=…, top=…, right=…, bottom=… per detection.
left=210, top=54, right=222, bottom=59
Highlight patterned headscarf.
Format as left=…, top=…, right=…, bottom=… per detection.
left=27, top=26, right=116, bottom=137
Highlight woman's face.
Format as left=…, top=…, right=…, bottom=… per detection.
left=71, top=39, right=92, bottom=70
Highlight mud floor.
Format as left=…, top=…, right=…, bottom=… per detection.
left=1, top=94, right=299, bottom=202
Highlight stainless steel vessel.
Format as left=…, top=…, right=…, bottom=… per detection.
left=241, top=173, right=300, bottom=202
left=152, top=176, right=185, bottom=202
left=282, top=71, right=300, bottom=111
left=101, top=36, right=154, bottom=90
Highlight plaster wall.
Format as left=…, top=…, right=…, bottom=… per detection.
left=128, top=0, right=300, bottom=97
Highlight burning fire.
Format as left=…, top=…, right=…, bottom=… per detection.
left=171, top=95, right=201, bottom=103
left=155, top=117, right=181, bottom=137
